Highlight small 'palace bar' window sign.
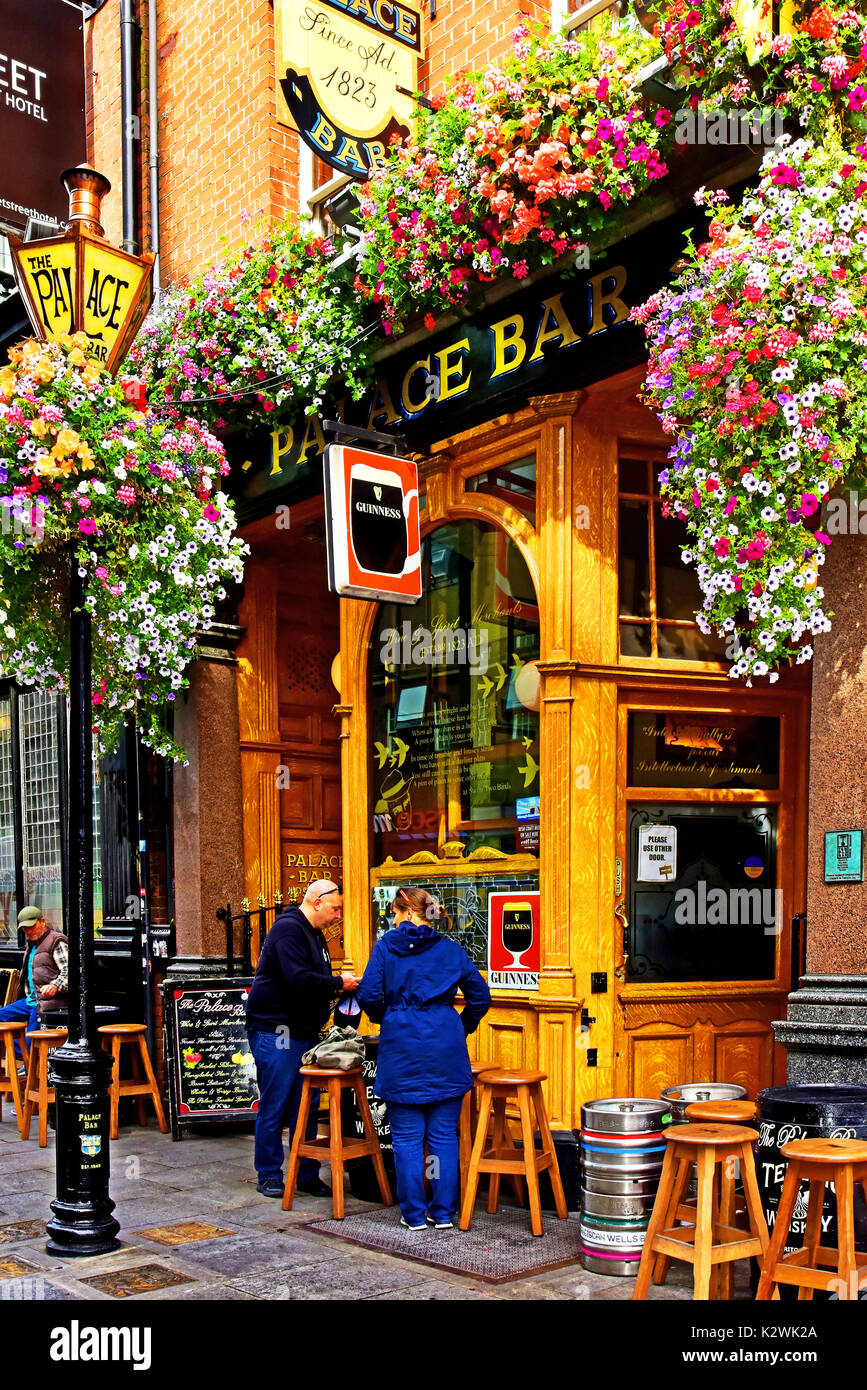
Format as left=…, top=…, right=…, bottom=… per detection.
left=824, top=830, right=864, bottom=884
left=274, top=0, right=423, bottom=179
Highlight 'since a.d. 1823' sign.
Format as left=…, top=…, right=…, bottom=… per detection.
left=275, top=0, right=422, bottom=179
left=324, top=444, right=421, bottom=602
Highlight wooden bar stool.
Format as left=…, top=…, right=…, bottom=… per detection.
left=459, top=1068, right=567, bottom=1237
left=0, top=1022, right=30, bottom=1134
left=683, top=1100, right=758, bottom=1298
left=98, top=1024, right=168, bottom=1140
left=633, top=1122, right=771, bottom=1302
left=21, top=1028, right=66, bottom=1147
left=756, top=1138, right=867, bottom=1301
left=283, top=1066, right=393, bottom=1220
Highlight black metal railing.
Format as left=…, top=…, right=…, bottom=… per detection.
left=216, top=889, right=303, bottom=977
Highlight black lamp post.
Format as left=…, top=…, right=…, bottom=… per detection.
left=45, top=562, right=120, bottom=1256
left=8, top=168, right=154, bottom=1257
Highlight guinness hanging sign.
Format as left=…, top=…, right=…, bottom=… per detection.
left=274, top=0, right=422, bottom=179
left=324, top=444, right=421, bottom=602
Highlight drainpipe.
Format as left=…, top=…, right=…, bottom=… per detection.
left=147, top=0, right=160, bottom=299
left=120, top=0, right=140, bottom=253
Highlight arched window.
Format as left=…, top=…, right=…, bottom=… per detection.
left=370, top=520, right=540, bottom=866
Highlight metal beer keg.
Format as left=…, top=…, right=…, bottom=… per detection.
left=579, top=1212, right=649, bottom=1276
left=579, top=1098, right=669, bottom=1276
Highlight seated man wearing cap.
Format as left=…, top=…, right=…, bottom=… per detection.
left=0, top=907, right=69, bottom=1051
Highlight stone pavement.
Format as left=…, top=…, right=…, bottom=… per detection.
left=0, top=1118, right=750, bottom=1302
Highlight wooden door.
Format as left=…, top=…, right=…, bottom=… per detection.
left=612, top=688, right=809, bottom=1101
left=237, top=502, right=344, bottom=961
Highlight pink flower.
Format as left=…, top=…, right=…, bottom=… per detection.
left=78, top=517, right=96, bottom=534
left=799, top=493, right=820, bottom=517
left=203, top=503, right=220, bottom=522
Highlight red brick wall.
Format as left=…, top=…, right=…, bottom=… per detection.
left=86, top=1, right=557, bottom=285
left=419, top=0, right=550, bottom=93
left=87, top=0, right=301, bottom=283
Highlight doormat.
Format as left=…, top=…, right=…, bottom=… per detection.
left=301, top=1205, right=584, bottom=1284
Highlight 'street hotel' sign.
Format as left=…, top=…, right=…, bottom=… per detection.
left=275, top=0, right=423, bottom=179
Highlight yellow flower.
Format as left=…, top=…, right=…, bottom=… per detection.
left=68, top=348, right=87, bottom=368
left=30, top=418, right=49, bottom=439
left=34, top=456, right=60, bottom=478
left=34, top=359, right=56, bottom=383
left=71, top=331, right=88, bottom=351
left=55, top=429, right=81, bottom=454
left=77, top=442, right=96, bottom=471
left=81, top=365, right=102, bottom=389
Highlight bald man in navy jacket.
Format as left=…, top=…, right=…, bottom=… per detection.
left=245, top=880, right=358, bottom=1198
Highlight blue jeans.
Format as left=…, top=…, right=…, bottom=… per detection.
left=0, top=1000, right=38, bottom=1057
left=248, top=1031, right=320, bottom=1185
left=388, top=1097, right=464, bottom=1225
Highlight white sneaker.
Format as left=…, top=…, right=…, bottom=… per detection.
left=425, top=1214, right=454, bottom=1229
left=399, top=1216, right=427, bottom=1231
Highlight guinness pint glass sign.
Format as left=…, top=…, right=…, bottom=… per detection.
left=487, top=891, right=540, bottom=991
left=324, top=444, right=421, bottom=602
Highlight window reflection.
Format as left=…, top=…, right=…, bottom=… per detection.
left=465, top=455, right=536, bottom=528
left=371, top=521, right=540, bottom=863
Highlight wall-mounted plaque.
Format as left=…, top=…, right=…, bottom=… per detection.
left=274, top=0, right=422, bottom=179
left=824, top=830, right=864, bottom=884
left=628, top=713, right=781, bottom=790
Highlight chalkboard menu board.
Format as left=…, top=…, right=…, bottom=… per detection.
left=163, top=977, right=258, bottom=1139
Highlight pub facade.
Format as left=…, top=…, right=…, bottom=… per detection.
left=213, top=193, right=809, bottom=1130
left=3, top=0, right=829, bottom=1125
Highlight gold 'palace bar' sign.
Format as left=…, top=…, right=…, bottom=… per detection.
left=9, top=169, right=154, bottom=374
left=275, top=0, right=423, bottom=179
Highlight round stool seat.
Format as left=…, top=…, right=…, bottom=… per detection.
left=0, top=1021, right=27, bottom=1033
left=471, top=1059, right=494, bottom=1076
left=98, top=1023, right=146, bottom=1036
left=298, top=1065, right=361, bottom=1079
left=664, top=1122, right=758, bottom=1147
left=685, top=1100, right=756, bottom=1124
left=25, top=1028, right=66, bottom=1044
left=781, top=1137, right=867, bottom=1165
left=476, top=1068, right=547, bottom=1087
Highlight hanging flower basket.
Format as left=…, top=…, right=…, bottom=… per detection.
left=129, top=217, right=374, bottom=433
left=634, top=135, right=867, bottom=681
left=354, top=16, right=674, bottom=331
left=0, top=334, right=248, bottom=760
left=656, top=1, right=867, bottom=141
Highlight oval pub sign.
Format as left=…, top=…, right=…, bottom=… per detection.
left=275, top=0, right=423, bottom=179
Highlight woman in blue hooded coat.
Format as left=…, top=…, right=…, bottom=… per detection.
left=356, top=885, right=491, bottom=1230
